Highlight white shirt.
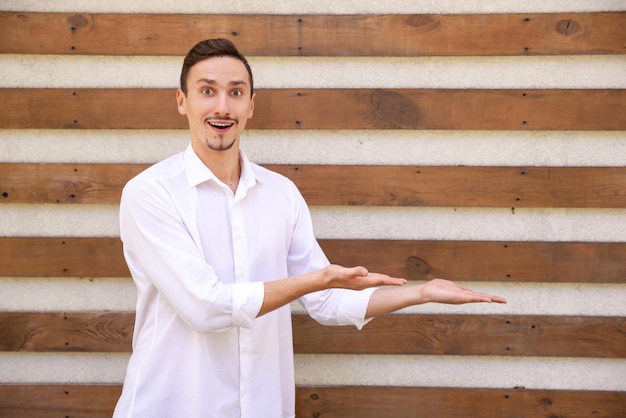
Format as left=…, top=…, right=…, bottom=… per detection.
left=113, top=144, right=375, bottom=418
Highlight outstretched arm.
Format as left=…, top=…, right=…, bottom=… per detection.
left=365, top=278, right=507, bottom=319
left=258, top=264, right=406, bottom=317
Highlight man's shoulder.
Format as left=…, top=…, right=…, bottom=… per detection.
left=124, top=151, right=186, bottom=192
left=249, top=161, right=297, bottom=188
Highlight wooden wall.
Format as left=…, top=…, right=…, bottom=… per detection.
left=0, top=1, right=625, bottom=417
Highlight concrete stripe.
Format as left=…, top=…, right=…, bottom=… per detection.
left=1, top=129, right=625, bottom=167
left=1, top=55, right=625, bottom=89
left=1, top=277, right=625, bottom=316
left=3, top=0, right=623, bottom=14
left=1, top=352, right=624, bottom=391
left=1, top=205, right=624, bottom=242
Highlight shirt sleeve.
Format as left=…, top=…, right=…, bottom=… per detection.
left=120, top=173, right=264, bottom=333
left=285, top=185, right=376, bottom=329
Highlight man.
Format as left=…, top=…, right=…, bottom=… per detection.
left=113, top=38, right=506, bottom=418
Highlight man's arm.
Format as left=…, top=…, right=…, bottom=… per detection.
left=365, top=278, right=507, bottom=319
left=258, top=265, right=406, bottom=317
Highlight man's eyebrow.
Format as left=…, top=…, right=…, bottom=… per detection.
left=196, top=78, right=247, bottom=87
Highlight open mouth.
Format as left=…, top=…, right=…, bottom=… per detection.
left=208, top=122, right=234, bottom=129
left=207, top=121, right=234, bottom=132
left=204, top=116, right=236, bottom=130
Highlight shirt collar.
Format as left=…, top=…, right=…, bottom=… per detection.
left=184, top=143, right=259, bottom=191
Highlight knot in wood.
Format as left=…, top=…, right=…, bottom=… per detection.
left=406, top=15, right=439, bottom=30
left=555, top=19, right=579, bottom=36
left=406, top=256, right=431, bottom=279
left=66, top=14, right=90, bottom=30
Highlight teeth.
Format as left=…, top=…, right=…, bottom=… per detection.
left=209, top=122, right=232, bottom=128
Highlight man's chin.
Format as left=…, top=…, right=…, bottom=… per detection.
left=205, top=136, right=237, bottom=152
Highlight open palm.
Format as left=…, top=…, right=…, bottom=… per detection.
left=420, top=278, right=507, bottom=304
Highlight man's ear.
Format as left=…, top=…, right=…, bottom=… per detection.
left=248, top=92, right=255, bottom=119
left=176, top=89, right=186, bottom=115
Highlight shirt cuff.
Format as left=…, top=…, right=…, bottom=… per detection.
left=231, top=282, right=265, bottom=328
left=336, top=287, right=378, bottom=330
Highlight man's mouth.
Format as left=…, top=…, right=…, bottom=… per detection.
left=206, top=119, right=235, bottom=131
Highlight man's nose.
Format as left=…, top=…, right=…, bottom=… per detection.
left=214, top=93, right=230, bottom=115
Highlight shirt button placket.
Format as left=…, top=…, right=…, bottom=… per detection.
left=230, top=201, right=248, bottom=283
left=239, top=329, right=253, bottom=418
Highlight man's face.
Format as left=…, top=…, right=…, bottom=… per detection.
left=177, top=56, right=255, bottom=154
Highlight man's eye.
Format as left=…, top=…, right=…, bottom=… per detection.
left=232, top=90, right=243, bottom=96
left=201, top=88, right=212, bottom=95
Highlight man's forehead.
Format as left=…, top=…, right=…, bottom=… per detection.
left=190, top=56, right=249, bottom=83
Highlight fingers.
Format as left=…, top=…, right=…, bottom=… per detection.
left=406, top=277, right=508, bottom=305
left=345, top=266, right=406, bottom=287
left=367, top=272, right=407, bottom=287
left=466, top=290, right=507, bottom=304
left=487, top=294, right=508, bottom=304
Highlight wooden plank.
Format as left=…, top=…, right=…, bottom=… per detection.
left=0, top=385, right=624, bottom=418
left=292, top=314, right=626, bottom=358
left=295, top=387, right=626, bottom=418
left=318, top=240, right=626, bottom=283
left=0, top=238, right=129, bottom=278
left=0, top=12, right=623, bottom=56
left=270, top=165, right=626, bottom=208
left=0, top=163, right=144, bottom=205
left=0, top=312, right=133, bottom=353
left=0, top=384, right=121, bottom=418
left=1, top=163, right=625, bottom=208
left=1, top=88, right=625, bottom=130
left=2, top=312, right=625, bottom=358
left=0, top=89, right=184, bottom=130
left=1, top=238, right=624, bottom=284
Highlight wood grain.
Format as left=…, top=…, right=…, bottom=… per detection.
left=0, top=12, right=623, bottom=56
left=1, top=88, right=625, bottom=130
left=2, top=312, right=625, bottom=358
left=0, top=163, right=144, bottom=204
left=2, top=163, right=625, bottom=208
left=1, top=238, right=623, bottom=283
left=0, top=385, right=623, bottom=418
left=319, top=240, right=626, bottom=283
left=269, top=165, right=626, bottom=208
left=0, top=237, right=129, bottom=278
left=295, top=386, right=626, bottom=418
left=292, top=314, right=626, bottom=358
left=0, top=312, right=132, bottom=353
left=0, top=384, right=121, bottom=418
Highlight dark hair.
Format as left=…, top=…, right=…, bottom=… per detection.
left=179, top=38, right=254, bottom=97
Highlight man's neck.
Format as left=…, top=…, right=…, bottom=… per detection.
left=192, top=142, right=241, bottom=193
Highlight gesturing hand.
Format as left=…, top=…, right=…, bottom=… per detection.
left=323, top=264, right=407, bottom=290
left=419, top=278, right=507, bottom=305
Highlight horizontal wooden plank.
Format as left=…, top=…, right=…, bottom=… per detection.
left=292, top=314, right=626, bottom=358
left=0, top=238, right=129, bottom=278
left=1, top=89, right=626, bottom=130
left=1, top=385, right=623, bottom=418
left=319, top=240, right=626, bottom=283
left=271, top=165, right=626, bottom=208
left=295, top=387, right=626, bottom=418
left=0, top=312, right=132, bottom=353
left=2, top=312, right=625, bottom=358
left=0, top=163, right=143, bottom=205
left=1, top=163, right=625, bottom=208
left=0, top=12, right=623, bottom=56
left=0, top=384, right=121, bottom=418
left=1, top=238, right=624, bottom=284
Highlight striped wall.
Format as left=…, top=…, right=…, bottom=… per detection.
left=0, top=0, right=625, bottom=416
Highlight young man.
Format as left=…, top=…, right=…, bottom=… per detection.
left=113, top=38, right=506, bottom=418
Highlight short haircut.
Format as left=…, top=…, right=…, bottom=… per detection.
left=179, top=38, right=254, bottom=97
